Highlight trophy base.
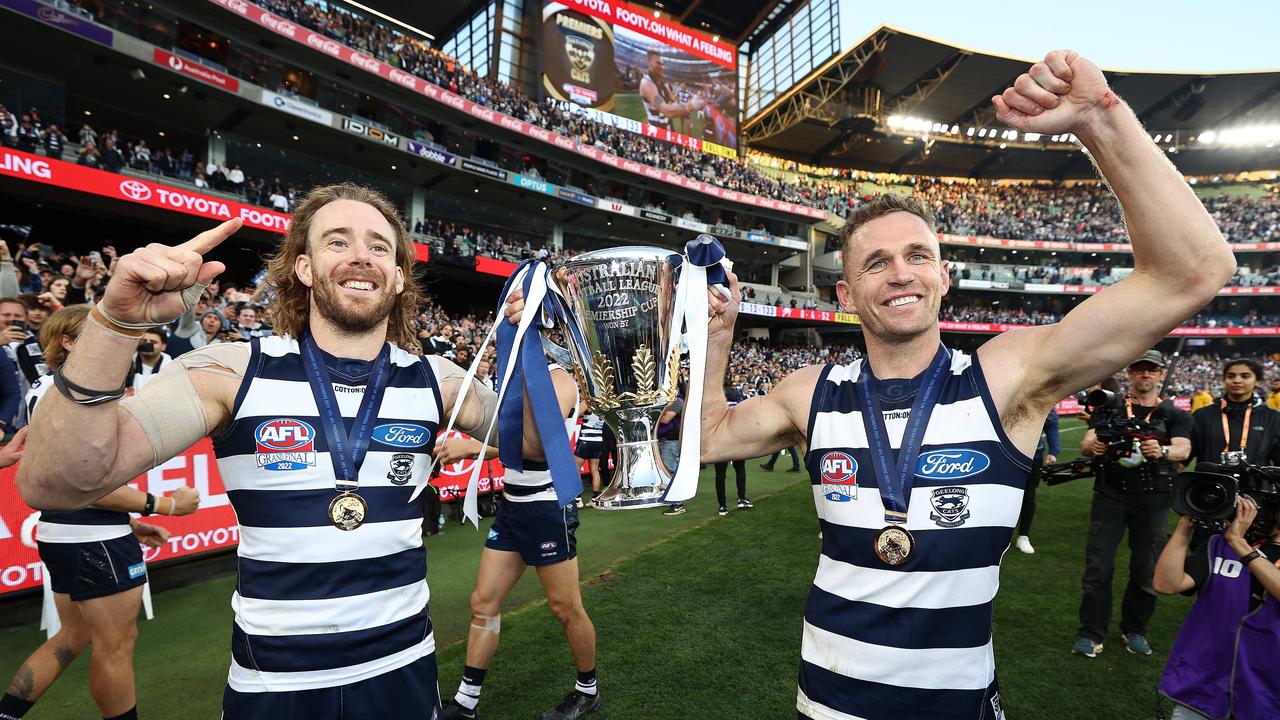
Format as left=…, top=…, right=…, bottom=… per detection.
left=592, top=484, right=669, bottom=510
left=590, top=438, right=672, bottom=510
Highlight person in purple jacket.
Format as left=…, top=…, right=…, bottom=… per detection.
left=1154, top=495, right=1280, bottom=720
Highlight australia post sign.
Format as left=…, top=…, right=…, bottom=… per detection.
left=0, top=433, right=508, bottom=596
left=0, top=148, right=291, bottom=233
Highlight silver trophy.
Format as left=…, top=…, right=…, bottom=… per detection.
left=554, top=247, right=682, bottom=509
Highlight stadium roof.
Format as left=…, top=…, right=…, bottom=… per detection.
left=362, top=0, right=793, bottom=48
left=743, top=26, right=1280, bottom=180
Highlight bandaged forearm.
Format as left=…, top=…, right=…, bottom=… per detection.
left=457, top=379, right=499, bottom=438
left=432, top=356, right=500, bottom=437
left=120, top=343, right=249, bottom=465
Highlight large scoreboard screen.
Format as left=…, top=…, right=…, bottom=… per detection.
left=541, top=0, right=739, bottom=156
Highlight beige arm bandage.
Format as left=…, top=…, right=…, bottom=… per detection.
left=120, top=343, right=251, bottom=466
left=431, top=356, right=499, bottom=438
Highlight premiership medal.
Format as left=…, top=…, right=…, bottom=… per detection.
left=328, top=492, right=369, bottom=531
left=874, top=525, right=915, bottom=566
left=301, top=332, right=392, bottom=532
left=858, top=346, right=951, bottom=567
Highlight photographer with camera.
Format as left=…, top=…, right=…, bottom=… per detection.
left=1073, top=350, right=1192, bottom=658
left=1154, top=494, right=1280, bottom=720
left=1189, top=358, right=1280, bottom=467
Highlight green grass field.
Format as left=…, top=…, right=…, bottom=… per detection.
left=0, top=419, right=1196, bottom=718
left=613, top=94, right=708, bottom=139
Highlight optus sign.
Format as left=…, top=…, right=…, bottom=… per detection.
left=0, top=148, right=290, bottom=232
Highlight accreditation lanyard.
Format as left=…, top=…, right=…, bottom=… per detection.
left=301, top=333, right=392, bottom=492
left=1221, top=400, right=1252, bottom=453
left=1125, top=396, right=1158, bottom=423
left=857, top=346, right=950, bottom=524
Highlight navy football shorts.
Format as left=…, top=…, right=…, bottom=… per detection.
left=574, top=439, right=604, bottom=460
left=222, top=652, right=441, bottom=719
left=485, top=499, right=579, bottom=566
left=38, top=534, right=147, bottom=601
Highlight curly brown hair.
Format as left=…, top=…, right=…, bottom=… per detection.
left=265, top=183, right=422, bottom=352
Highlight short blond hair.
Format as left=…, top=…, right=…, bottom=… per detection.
left=39, top=304, right=90, bottom=370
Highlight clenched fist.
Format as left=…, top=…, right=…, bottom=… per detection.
left=99, top=218, right=240, bottom=327
left=167, top=486, right=202, bottom=516
left=992, top=50, right=1114, bottom=136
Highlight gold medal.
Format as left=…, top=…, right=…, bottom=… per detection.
left=328, top=492, right=368, bottom=531
left=874, top=525, right=915, bottom=566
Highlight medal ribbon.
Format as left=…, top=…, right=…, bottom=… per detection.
left=858, top=345, right=950, bottom=523
left=301, top=332, right=392, bottom=494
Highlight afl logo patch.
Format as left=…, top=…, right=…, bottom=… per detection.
left=255, top=419, right=317, bottom=472
left=916, top=449, right=990, bottom=480
left=820, top=451, right=858, bottom=502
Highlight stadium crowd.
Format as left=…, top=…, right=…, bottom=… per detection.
left=8, top=92, right=1280, bottom=255
left=942, top=301, right=1280, bottom=328
left=949, top=261, right=1279, bottom=288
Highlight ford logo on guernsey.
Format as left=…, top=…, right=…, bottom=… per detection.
left=372, top=423, right=431, bottom=448
left=916, top=449, right=991, bottom=480
left=255, top=419, right=317, bottom=472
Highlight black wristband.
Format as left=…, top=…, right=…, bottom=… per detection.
left=53, top=367, right=126, bottom=405
left=1240, top=549, right=1267, bottom=566
left=142, top=493, right=156, bottom=516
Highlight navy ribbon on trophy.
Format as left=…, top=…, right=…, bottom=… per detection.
left=661, top=234, right=733, bottom=503
left=494, top=261, right=583, bottom=509
left=415, top=259, right=585, bottom=527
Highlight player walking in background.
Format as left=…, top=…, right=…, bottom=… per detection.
left=438, top=355, right=601, bottom=720
left=1, top=305, right=199, bottom=720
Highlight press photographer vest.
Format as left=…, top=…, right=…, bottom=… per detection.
left=1159, top=535, right=1280, bottom=720
left=212, top=335, right=443, bottom=692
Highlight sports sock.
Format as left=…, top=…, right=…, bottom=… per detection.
left=0, top=693, right=35, bottom=719
left=455, top=665, right=488, bottom=710
left=103, top=707, right=137, bottom=720
left=575, top=668, right=597, bottom=696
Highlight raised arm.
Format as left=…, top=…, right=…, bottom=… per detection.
left=701, top=273, right=818, bottom=464
left=16, top=220, right=240, bottom=510
left=1152, top=515, right=1198, bottom=595
left=980, top=51, right=1236, bottom=438
left=640, top=78, right=695, bottom=118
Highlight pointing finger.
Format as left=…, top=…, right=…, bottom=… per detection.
left=176, top=218, right=242, bottom=256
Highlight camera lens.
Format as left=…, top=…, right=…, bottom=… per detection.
left=1186, top=481, right=1230, bottom=516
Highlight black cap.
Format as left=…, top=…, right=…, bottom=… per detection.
left=1129, top=350, right=1166, bottom=369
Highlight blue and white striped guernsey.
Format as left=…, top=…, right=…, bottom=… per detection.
left=214, top=335, right=443, bottom=693
left=28, top=374, right=132, bottom=544
left=799, top=349, right=1029, bottom=720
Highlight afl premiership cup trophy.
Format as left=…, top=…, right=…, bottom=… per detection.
left=554, top=247, right=684, bottom=509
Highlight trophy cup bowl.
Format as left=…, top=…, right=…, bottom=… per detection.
left=553, top=247, right=682, bottom=509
